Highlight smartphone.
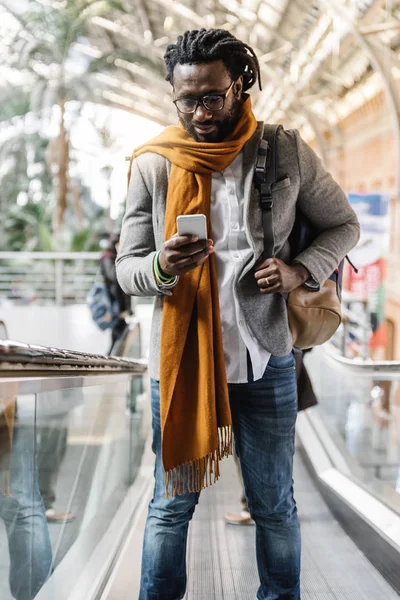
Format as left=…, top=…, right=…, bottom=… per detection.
left=176, top=214, right=207, bottom=241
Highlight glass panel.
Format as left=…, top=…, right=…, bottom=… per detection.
left=306, top=348, right=400, bottom=502
left=111, top=324, right=144, bottom=405
left=112, top=321, right=141, bottom=359
left=0, top=374, right=146, bottom=599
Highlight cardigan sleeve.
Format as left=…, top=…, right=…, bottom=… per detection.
left=116, top=156, right=177, bottom=297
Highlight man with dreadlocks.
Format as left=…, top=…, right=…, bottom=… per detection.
left=117, top=28, right=359, bottom=600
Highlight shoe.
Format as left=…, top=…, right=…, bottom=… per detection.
left=224, top=510, right=255, bottom=525
left=45, top=508, right=75, bottom=524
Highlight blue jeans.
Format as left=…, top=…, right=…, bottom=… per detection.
left=140, top=353, right=300, bottom=600
left=0, top=423, right=52, bottom=600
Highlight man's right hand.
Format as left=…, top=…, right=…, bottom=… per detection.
left=158, top=234, right=214, bottom=277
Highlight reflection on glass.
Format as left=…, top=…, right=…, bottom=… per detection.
left=306, top=349, right=400, bottom=496
left=37, top=389, right=82, bottom=527
left=0, top=396, right=52, bottom=600
left=0, top=375, right=146, bottom=599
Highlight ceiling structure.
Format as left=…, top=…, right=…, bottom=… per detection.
left=84, top=0, right=400, bottom=130
left=3, top=0, right=400, bottom=170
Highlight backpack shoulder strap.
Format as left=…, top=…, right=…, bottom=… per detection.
left=254, top=123, right=283, bottom=258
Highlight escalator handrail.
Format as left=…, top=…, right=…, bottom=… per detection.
left=322, top=342, right=400, bottom=378
left=0, top=338, right=147, bottom=373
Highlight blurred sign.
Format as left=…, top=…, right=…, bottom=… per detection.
left=344, top=193, right=390, bottom=359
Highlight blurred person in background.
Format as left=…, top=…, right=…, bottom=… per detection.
left=100, top=234, right=132, bottom=355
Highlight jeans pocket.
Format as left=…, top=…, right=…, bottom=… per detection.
left=265, top=352, right=295, bottom=374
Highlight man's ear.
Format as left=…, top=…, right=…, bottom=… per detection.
left=234, top=75, right=244, bottom=97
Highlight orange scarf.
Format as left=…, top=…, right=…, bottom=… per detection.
left=130, top=97, right=257, bottom=495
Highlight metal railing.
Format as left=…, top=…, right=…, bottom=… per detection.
left=323, top=342, right=400, bottom=379
left=0, top=252, right=101, bottom=306
left=0, top=339, right=147, bottom=374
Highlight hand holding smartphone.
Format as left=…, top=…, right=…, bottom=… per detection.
left=157, top=214, right=213, bottom=278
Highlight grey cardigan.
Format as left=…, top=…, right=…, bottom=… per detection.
left=116, top=123, right=360, bottom=380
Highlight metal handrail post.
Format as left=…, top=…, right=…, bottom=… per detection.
left=55, top=258, right=64, bottom=306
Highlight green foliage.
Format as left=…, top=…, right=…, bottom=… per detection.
left=0, top=90, right=31, bottom=122
left=70, top=227, right=102, bottom=252
left=0, top=0, right=152, bottom=250
left=38, top=223, right=54, bottom=251
left=4, top=200, right=53, bottom=251
left=0, top=113, right=108, bottom=251
left=1, top=0, right=163, bottom=107
left=3, top=193, right=107, bottom=252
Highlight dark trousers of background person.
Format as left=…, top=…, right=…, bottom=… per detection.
left=294, top=348, right=318, bottom=412
left=108, top=317, right=129, bottom=355
left=140, top=352, right=301, bottom=600
left=0, top=422, right=52, bottom=600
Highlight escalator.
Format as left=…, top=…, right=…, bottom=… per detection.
left=1, top=333, right=400, bottom=599
left=101, top=344, right=400, bottom=600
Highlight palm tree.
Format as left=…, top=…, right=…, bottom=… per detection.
left=0, top=0, right=164, bottom=230
left=0, top=121, right=54, bottom=251
left=0, top=85, right=106, bottom=252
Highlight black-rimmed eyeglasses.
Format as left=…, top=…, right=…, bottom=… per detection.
left=173, top=80, right=235, bottom=114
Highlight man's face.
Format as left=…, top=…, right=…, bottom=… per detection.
left=172, top=60, right=243, bottom=143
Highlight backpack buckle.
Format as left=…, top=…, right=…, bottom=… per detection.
left=255, top=139, right=269, bottom=184
left=261, top=198, right=273, bottom=210
left=260, top=183, right=273, bottom=210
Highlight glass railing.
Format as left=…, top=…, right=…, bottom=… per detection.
left=304, top=344, right=400, bottom=510
left=0, top=339, right=148, bottom=600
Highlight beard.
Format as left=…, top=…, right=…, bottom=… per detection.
left=179, top=96, right=242, bottom=143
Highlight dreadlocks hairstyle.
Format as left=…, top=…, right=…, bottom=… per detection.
left=164, top=29, right=262, bottom=91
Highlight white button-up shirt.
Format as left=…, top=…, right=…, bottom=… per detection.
left=211, top=153, right=271, bottom=383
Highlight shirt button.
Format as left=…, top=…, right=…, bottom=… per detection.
left=239, top=320, right=243, bottom=326
left=232, top=223, right=239, bottom=230
left=233, top=253, right=239, bottom=258
left=228, top=188, right=235, bottom=195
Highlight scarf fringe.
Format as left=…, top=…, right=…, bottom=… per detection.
left=165, top=425, right=233, bottom=498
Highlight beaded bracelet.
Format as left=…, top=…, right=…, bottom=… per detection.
left=154, top=251, right=175, bottom=284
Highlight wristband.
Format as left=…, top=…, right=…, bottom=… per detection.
left=154, top=251, right=175, bottom=284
